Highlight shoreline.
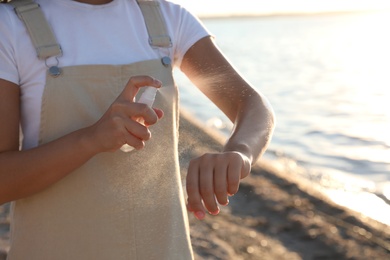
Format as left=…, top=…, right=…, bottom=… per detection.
left=197, top=9, right=390, bottom=20
left=179, top=109, right=390, bottom=259
left=1, top=109, right=389, bottom=259
left=181, top=101, right=390, bottom=227
left=261, top=151, right=390, bottom=227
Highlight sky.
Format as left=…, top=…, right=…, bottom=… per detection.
left=173, top=0, right=390, bottom=17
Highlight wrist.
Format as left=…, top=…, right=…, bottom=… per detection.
left=77, top=127, right=102, bottom=156
left=223, top=143, right=253, bottom=165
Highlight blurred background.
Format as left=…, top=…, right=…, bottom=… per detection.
left=173, top=0, right=390, bottom=226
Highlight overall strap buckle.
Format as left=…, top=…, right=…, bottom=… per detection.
left=137, top=0, right=172, bottom=48
left=9, top=0, right=62, bottom=60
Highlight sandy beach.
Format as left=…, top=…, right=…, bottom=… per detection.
left=1, top=110, right=389, bottom=260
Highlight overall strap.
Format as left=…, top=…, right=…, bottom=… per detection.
left=136, top=0, right=172, bottom=48
left=9, top=0, right=168, bottom=56
left=9, top=0, right=62, bottom=60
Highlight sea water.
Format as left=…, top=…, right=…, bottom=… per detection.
left=175, top=11, right=390, bottom=225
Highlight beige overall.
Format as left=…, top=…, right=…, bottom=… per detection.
left=8, top=0, right=193, bottom=259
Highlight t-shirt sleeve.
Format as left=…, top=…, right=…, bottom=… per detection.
left=0, top=5, right=20, bottom=85
left=166, top=2, right=213, bottom=68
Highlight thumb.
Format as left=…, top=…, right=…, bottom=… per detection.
left=240, top=154, right=252, bottom=179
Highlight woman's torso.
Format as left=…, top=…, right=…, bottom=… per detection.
left=0, top=0, right=209, bottom=149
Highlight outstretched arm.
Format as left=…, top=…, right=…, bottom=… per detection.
left=181, top=36, right=275, bottom=219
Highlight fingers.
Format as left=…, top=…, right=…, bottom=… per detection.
left=119, top=103, right=163, bottom=150
left=186, top=152, right=251, bottom=220
left=118, top=75, right=163, bottom=126
left=186, top=160, right=206, bottom=220
left=199, top=158, right=219, bottom=215
left=227, top=158, right=241, bottom=196
left=120, top=76, right=162, bottom=102
left=122, top=115, right=151, bottom=149
left=106, top=101, right=156, bottom=137
left=152, top=108, right=164, bottom=120
left=214, top=162, right=228, bottom=206
left=129, top=102, right=160, bottom=126
left=90, top=76, right=164, bottom=153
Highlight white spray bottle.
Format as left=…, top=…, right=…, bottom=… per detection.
left=120, top=86, right=158, bottom=152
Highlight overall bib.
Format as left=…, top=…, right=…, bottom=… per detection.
left=8, top=1, right=193, bottom=259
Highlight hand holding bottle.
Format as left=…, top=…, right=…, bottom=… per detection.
left=120, top=86, right=158, bottom=152
left=86, top=76, right=163, bottom=154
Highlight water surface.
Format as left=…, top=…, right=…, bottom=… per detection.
left=175, top=11, right=390, bottom=225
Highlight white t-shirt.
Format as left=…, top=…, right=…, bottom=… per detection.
left=0, top=0, right=210, bottom=149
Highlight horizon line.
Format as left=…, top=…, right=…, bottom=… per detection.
left=197, top=8, right=390, bottom=19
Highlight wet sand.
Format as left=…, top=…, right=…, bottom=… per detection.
left=1, top=110, right=389, bottom=260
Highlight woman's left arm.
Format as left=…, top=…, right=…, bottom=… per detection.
left=181, top=36, right=275, bottom=220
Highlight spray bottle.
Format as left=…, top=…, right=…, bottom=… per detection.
left=120, top=86, right=158, bottom=152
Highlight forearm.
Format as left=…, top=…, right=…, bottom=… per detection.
left=0, top=76, right=162, bottom=205
left=0, top=127, right=97, bottom=204
left=223, top=91, right=275, bottom=165
left=182, top=36, right=275, bottom=218
left=180, top=37, right=275, bottom=164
